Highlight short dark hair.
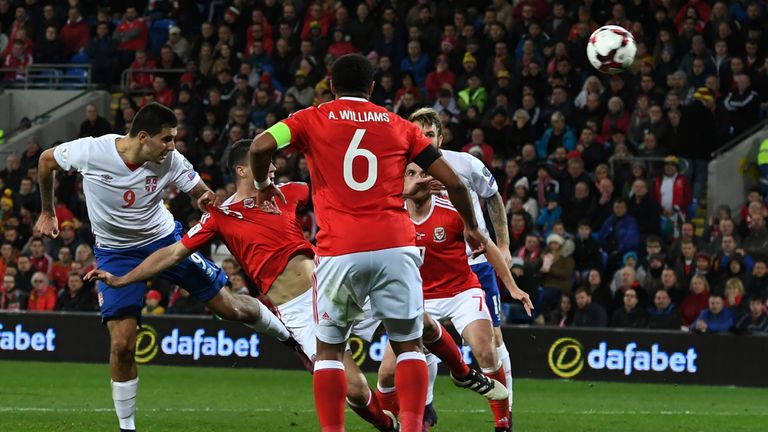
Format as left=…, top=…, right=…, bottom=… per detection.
left=331, top=54, right=374, bottom=96
left=129, top=103, right=178, bottom=137
left=574, top=286, right=590, bottom=296
left=228, top=139, right=252, bottom=173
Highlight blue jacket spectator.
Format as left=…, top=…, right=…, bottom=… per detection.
left=597, top=199, right=641, bottom=256
left=536, top=193, right=562, bottom=236
left=400, top=40, right=429, bottom=90
left=536, top=112, right=577, bottom=158
left=691, top=295, right=735, bottom=334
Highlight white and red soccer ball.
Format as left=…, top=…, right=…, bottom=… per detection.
left=586, top=25, right=637, bottom=75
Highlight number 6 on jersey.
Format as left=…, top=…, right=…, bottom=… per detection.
left=343, top=129, right=377, bottom=192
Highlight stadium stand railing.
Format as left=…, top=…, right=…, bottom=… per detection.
left=0, top=64, right=92, bottom=90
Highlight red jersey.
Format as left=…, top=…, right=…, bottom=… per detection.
left=181, top=183, right=314, bottom=293
left=412, top=196, right=480, bottom=300
left=116, top=19, right=148, bottom=51
left=280, top=97, right=431, bottom=256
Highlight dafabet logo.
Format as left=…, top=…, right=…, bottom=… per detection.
left=547, top=337, right=699, bottom=378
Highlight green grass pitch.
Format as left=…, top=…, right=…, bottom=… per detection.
left=0, top=360, right=766, bottom=431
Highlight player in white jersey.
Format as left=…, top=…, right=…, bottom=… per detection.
left=411, top=108, right=516, bottom=417
left=34, top=103, right=294, bottom=432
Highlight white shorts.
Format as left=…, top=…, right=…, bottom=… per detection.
left=276, top=289, right=381, bottom=360
left=314, top=246, right=424, bottom=344
left=425, top=288, right=492, bottom=336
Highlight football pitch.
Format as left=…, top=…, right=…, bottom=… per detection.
left=0, top=361, right=766, bottom=432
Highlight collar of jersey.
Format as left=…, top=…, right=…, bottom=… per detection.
left=338, top=96, right=368, bottom=102
left=409, top=195, right=436, bottom=226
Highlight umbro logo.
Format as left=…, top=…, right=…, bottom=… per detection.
left=100, top=174, right=113, bottom=183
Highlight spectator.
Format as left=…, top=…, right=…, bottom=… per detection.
left=611, top=287, right=649, bottom=329
left=536, top=193, right=562, bottom=235
left=34, top=26, right=63, bottom=63
left=0, top=273, right=23, bottom=311
left=167, top=26, right=190, bottom=63
left=724, top=74, right=761, bottom=136
left=14, top=254, right=35, bottom=295
left=548, top=293, right=574, bottom=327
left=597, top=198, right=641, bottom=271
left=691, top=293, right=735, bottom=333
left=285, top=69, right=315, bottom=108
left=674, top=240, right=698, bottom=288
left=562, top=181, right=595, bottom=233
left=457, top=72, right=487, bottom=113
left=540, top=232, right=575, bottom=299
left=74, top=244, right=95, bottom=275
left=628, top=178, right=662, bottom=237
left=572, top=287, right=608, bottom=327
left=142, top=289, right=165, bottom=315
left=733, top=296, right=768, bottom=334
left=511, top=177, right=538, bottom=222
left=3, top=39, right=33, bottom=81
left=400, top=39, right=429, bottom=89
left=114, top=6, right=148, bottom=65
left=128, top=49, right=156, bottom=91
left=59, top=7, right=88, bottom=58
left=28, top=237, right=52, bottom=274
left=26, top=272, right=56, bottom=311
left=55, top=272, right=95, bottom=312
left=681, top=274, right=712, bottom=326
left=654, top=156, right=692, bottom=219
left=152, top=76, right=176, bottom=107
left=536, top=112, right=576, bottom=159
left=49, top=246, right=73, bottom=290
left=168, top=287, right=206, bottom=315
left=747, top=259, right=768, bottom=299
left=647, top=288, right=683, bottom=330
left=743, top=213, right=768, bottom=257
left=461, top=128, right=494, bottom=167
left=78, top=104, right=112, bottom=138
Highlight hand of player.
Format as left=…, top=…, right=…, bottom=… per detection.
left=428, top=179, right=446, bottom=196
left=256, top=183, right=287, bottom=206
left=259, top=198, right=281, bottom=215
left=197, top=190, right=220, bottom=212
left=34, top=212, right=59, bottom=238
left=508, top=286, right=533, bottom=317
left=464, top=227, right=488, bottom=258
left=84, top=269, right=126, bottom=288
left=403, top=175, right=433, bottom=198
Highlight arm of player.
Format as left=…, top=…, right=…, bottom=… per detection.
left=485, top=239, right=533, bottom=316
left=250, top=128, right=286, bottom=205
left=85, top=242, right=194, bottom=288
left=485, top=192, right=512, bottom=268
left=35, top=149, right=62, bottom=238
left=188, top=179, right=219, bottom=211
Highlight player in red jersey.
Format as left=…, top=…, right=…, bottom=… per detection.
left=86, top=140, right=401, bottom=431
left=249, top=53, right=489, bottom=432
left=394, top=162, right=532, bottom=432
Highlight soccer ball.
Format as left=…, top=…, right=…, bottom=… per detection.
left=586, top=25, right=637, bottom=75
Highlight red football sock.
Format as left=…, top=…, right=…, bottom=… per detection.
left=483, top=365, right=510, bottom=428
left=423, top=323, right=471, bottom=378
left=376, top=386, right=399, bottom=416
left=314, top=360, right=347, bottom=432
left=395, top=352, right=428, bottom=432
left=348, top=389, right=394, bottom=432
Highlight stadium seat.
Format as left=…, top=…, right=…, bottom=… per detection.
left=61, top=68, right=89, bottom=89
left=68, top=52, right=90, bottom=65
left=149, top=19, right=176, bottom=58
left=31, top=69, right=62, bottom=88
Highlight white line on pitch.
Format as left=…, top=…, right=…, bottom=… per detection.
left=0, top=407, right=766, bottom=416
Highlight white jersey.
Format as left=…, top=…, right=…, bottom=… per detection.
left=53, top=134, right=200, bottom=249
left=440, top=150, right=499, bottom=265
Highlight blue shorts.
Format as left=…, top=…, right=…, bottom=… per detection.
left=94, top=222, right=227, bottom=323
left=471, top=261, right=501, bottom=327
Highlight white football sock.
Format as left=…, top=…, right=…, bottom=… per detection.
left=246, top=300, right=290, bottom=341
left=497, top=344, right=513, bottom=410
left=112, top=377, right=138, bottom=431
left=425, top=353, right=438, bottom=405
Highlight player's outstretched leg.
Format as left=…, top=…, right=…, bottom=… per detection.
left=422, top=315, right=507, bottom=401
left=494, top=330, right=514, bottom=413
left=423, top=353, right=439, bottom=430
left=206, top=289, right=290, bottom=341
left=314, top=340, right=348, bottom=432
left=462, top=320, right=510, bottom=432
left=108, top=317, right=139, bottom=432
left=376, top=344, right=399, bottom=416
left=344, top=352, right=399, bottom=432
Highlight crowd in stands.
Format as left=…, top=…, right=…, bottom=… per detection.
left=1, top=0, right=768, bottom=334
